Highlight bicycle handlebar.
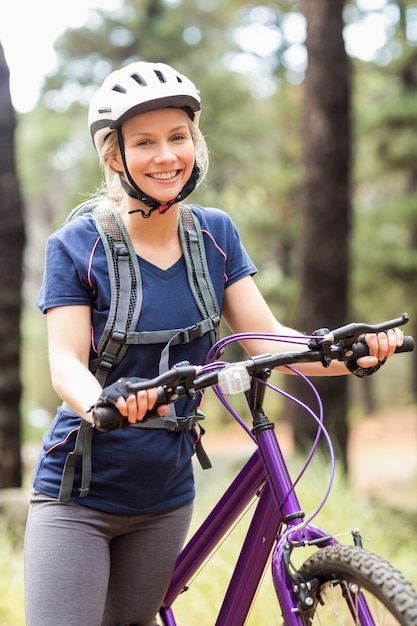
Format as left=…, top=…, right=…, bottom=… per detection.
left=93, top=313, right=414, bottom=432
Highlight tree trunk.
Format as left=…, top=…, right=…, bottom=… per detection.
left=0, top=43, right=25, bottom=487
left=285, top=0, right=352, bottom=468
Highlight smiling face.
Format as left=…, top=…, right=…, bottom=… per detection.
left=111, top=107, right=196, bottom=205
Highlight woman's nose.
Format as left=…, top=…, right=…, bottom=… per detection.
left=154, top=142, right=176, bottom=163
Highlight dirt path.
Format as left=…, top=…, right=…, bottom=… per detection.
left=349, top=408, right=417, bottom=509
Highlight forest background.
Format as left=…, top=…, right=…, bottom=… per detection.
left=0, top=0, right=416, bottom=622
left=0, top=0, right=416, bottom=519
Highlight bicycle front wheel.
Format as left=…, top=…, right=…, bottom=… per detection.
left=297, top=544, right=417, bottom=626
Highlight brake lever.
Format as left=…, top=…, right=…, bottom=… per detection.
left=331, top=313, right=409, bottom=343
left=309, top=313, right=409, bottom=349
left=125, top=362, right=202, bottom=396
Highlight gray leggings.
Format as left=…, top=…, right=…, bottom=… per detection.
left=24, top=491, right=193, bottom=626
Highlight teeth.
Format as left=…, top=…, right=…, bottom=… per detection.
left=149, top=171, right=177, bottom=180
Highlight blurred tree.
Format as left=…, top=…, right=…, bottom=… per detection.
left=352, top=0, right=417, bottom=399
left=285, top=0, right=352, bottom=467
left=0, top=43, right=25, bottom=487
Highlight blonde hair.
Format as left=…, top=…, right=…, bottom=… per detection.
left=97, top=115, right=209, bottom=209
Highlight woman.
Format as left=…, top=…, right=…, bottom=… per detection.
left=24, top=61, right=403, bottom=626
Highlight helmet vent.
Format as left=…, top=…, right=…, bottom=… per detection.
left=154, top=70, right=167, bottom=83
left=131, top=73, right=147, bottom=86
left=112, top=83, right=127, bottom=94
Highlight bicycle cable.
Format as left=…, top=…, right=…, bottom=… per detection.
left=204, top=332, right=338, bottom=540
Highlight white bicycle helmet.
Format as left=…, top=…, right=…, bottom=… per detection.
left=89, top=61, right=201, bottom=153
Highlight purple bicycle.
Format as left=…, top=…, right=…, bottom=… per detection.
left=94, top=314, right=417, bottom=626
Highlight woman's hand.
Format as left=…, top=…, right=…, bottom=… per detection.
left=356, top=327, right=404, bottom=368
left=115, top=388, right=170, bottom=424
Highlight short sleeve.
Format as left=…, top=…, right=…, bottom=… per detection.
left=36, top=223, right=97, bottom=313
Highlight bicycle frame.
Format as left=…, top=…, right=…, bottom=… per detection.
left=159, top=375, right=341, bottom=626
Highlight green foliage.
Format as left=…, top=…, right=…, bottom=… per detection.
left=350, top=47, right=417, bottom=392
left=0, top=518, right=24, bottom=626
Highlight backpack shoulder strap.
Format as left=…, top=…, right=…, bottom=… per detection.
left=91, top=207, right=143, bottom=385
left=64, top=197, right=100, bottom=222
left=179, top=204, right=220, bottom=345
left=65, top=200, right=143, bottom=384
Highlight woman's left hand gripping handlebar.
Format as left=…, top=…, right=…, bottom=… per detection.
left=93, top=377, right=169, bottom=426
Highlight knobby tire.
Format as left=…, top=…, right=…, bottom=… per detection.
left=297, top=544, right=417, bottom=626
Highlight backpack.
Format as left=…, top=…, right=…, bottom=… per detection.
left=58, top=200, right=220, bottom=502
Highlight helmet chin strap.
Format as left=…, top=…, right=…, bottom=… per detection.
left=116, top=127, right=199, bottom=218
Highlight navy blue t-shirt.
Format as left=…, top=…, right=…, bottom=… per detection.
left=34, top=204, right=256, bottom=515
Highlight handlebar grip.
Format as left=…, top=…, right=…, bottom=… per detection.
left=351, top=335, right=414, bottom=360
left=93, top=405, right=125, bottom=432
left=396, top=335, right=414, bottom=353
left=93, top=387, right=170, bottom=433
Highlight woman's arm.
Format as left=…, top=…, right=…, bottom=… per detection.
left=222, top=276, right=403, bottom=376
left=46, top=305, right=103, bottom=422
left=46, top=305, right=167, bottom=423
